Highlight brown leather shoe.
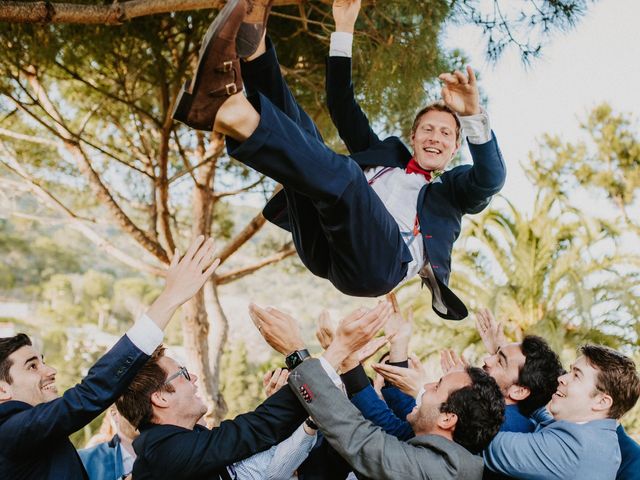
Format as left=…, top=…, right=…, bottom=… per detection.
left=172, top=0, right=247, bottom=131
left=236, top=0, right=274, bottom=58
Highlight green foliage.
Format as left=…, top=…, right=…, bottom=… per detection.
left=220, top=341, right=263, bottom=419
left=526, top=103, right=640, bottom=230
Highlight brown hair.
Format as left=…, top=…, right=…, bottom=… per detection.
left=0, top=334, right=32, bottom=384
left=580, top=344, right=640, bottom=419
left=410, top=102, right=462, bottom=146
left=116, top=346, right=173, bottom=428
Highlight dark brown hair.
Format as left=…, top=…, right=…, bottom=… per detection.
left=440, top=367, right=505, bottom=454
left=580, top=344, right=640, bottom=419
left=116, top=346, right=173, bottom=428
left=0, top=334, right=32, bottom=384
left=517, top=335, right=565, bottom=416
left=410, top=102, right=462, bottom=146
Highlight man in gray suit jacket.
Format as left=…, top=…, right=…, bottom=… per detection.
left=250, top=304, right=505, bottom=480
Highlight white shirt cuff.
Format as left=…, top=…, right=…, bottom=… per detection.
left=319, top=357, right=344, bottom=389
left=329, top=32, right=353, bottom=58
left=126, top=313, right=164, bottom=355
left=459, top=108, right=491, bottom=144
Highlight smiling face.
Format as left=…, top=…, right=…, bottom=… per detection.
left=406, top=370, right=470, bottom=435
left=548, top=355, right=610, bottom=422
left=0, top=345, right=58, bottom=406
left=410, top=109, right=460, bottom=171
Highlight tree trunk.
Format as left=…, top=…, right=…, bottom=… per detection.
left=205, top=280, right=229, bottom=425
left=180, top=292, right=218, bottom=421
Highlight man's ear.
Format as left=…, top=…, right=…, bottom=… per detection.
left=150, top=390, right=170, bottom=409
left=450, top=144, right=461, bottom=161
left=593, top=392, right=613, bottom=414
left=0, top=381, right=12, bottom=401
left=506, top=384, right=530, bottom=402
left=437, top=411, right=458, bottom=432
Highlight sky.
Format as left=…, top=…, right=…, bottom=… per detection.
left=441, top=0, right=640, bottom=212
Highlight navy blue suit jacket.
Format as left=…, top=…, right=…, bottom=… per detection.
left=617, top=425, right=640, bottom=480
left=264, top=56, right=506, bottom=320
left=0, top=335, right=149, bottom=480
left=131, top=385, right=307, bottom=480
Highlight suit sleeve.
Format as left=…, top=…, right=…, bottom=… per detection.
left=140, top=386, right=308, bottom=478
left=453, top=132, right=506, bottom=213
left=289, top=359, right=456, bottom=480
left=350, top=385, right=414, bottom=441
left=381, top=385, right=417, bottom=420
left=0, top=335, right=149, bottom=453
left=483, top=424, right=583, bottom=479
left=326, top=56, right=382, bottom=154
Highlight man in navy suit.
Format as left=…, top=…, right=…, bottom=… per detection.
left=0, top=236, right=219, bottom=479
left=173, top=0, right=506, bottom=320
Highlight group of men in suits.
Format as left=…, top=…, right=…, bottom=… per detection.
left=1, top=0, right=640, bottom=479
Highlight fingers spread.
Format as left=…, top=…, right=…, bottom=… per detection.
left=184, top=235, right=205, bottom=262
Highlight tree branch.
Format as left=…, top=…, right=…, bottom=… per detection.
left=22, top=68, right=169, bottom=263
left=0, top=127, right=59, bottom=147
left=212, top=176, right=265, bottom=199
left=216, top=184, right=282, bottom=264
left=214, top=246, right=296, bottom=285
left=0, top=146, right=166, bottom=276
left=0, top=0, right=312, bottom=24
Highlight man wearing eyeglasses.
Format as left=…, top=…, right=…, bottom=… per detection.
left=0, top=236, right=220, bottom=480
left=115, top=347, right=311, bottom=480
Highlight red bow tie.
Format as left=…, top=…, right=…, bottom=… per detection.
left=405, top=158, right=432, bottom=182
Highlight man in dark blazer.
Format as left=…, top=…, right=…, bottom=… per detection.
left=0, top=236, right=219, bottom=480
left=115, top=343, right=309, bottom=480
left=173, top=0, right=506, bottom=320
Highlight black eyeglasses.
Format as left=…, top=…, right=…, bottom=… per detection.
left=163, top=366, right=191, bottom=386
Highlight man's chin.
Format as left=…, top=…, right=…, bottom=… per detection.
left=41, top=386, right=59, bottom=402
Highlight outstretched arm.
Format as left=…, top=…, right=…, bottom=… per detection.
left=0, top=237, right=220, bottom=452
left=439, top=67, right=506, bottom=211
left=327, top=0, right=382, bottom=154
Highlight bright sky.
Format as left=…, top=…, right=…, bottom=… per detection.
left=442, top=0, right=640, bottom=211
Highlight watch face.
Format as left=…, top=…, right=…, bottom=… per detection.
left=286, top=349, right=310, bottom=369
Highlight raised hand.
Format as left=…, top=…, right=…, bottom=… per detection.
left=372, top=354, right=426, bottom=398
left=438, top=66, right=480, bottom=117
left=315, top=310, right=335, bottom=350
left=341, top=334, right=391, bottom=373
left=263, top=368, right=290, bottom=397
left=475, top=308, right=506, bottom=355
left=357, top=336, right=391, bottom=364
left=384, top=293, right=413, bottom=362
left=323, top=301, right=393, bottom=370
left=333, top=0, right=361, bottom=33
left=249, top=304, right=305, bottom=356
left=147, top=236, right=220, bottom=330
left=440, top=349, right=468, bottom=374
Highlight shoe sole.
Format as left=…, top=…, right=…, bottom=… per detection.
left=172, top=0, right=243, bottom=127
left=236, top=0, right=273, bottom=58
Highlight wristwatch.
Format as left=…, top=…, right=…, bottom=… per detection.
left=305, top=417, right=319, bottom=430
left=285, top=349, right=311, bottom=370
